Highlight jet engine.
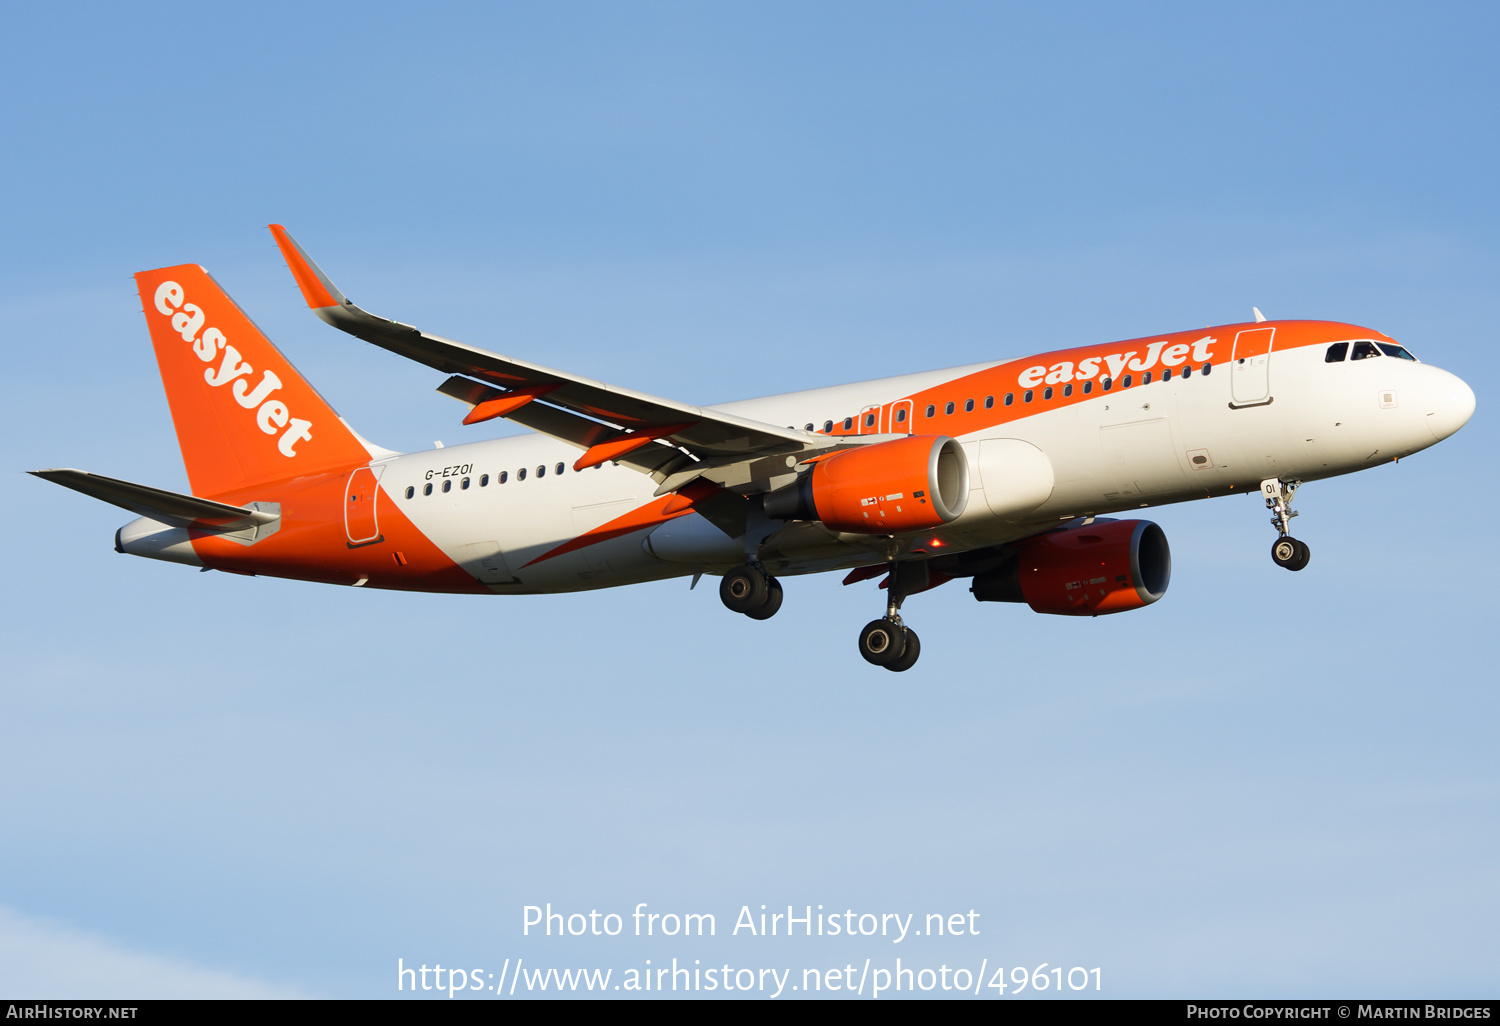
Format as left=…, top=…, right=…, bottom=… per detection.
left=971, top=518, right=1170, bottom=615
left=765, top=435, right=969, bottom=534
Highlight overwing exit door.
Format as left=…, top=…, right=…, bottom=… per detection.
left=1230, top=327, right=1275, bottom=407
left=888, top=399, right=914, bottom=434
left=345, top=465, right=384, bottom=547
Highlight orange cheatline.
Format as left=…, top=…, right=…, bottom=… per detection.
left=573, top=422, right=696, bottom=471
left=462, top=384, right=563, bottom=425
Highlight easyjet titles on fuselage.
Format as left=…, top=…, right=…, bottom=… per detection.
left=1014, top=334, right=1219, bottom=389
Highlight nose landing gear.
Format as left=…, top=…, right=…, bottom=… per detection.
left=720, top=563, right=783, bottom=619
left=857, top=562, right=924, bottom=671
left=1262, top=477, right=1311, bottom=571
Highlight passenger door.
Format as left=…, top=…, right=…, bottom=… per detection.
left=344, top=465, right=383, bottom=547
left=1230, top=327, right=1275, bottom=407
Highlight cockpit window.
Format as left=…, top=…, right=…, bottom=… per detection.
left=1350, top=340, right=1381, bottom=361
left=1325, top=342, right=1348, bottom=363
left=1377, top=342, right=1418, bottom=361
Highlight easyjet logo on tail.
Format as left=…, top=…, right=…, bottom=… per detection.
left=152, top=280, right=313, bottom=457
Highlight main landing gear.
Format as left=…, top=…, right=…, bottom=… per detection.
left=857, top=562, right=923, bottom=672
left=720, top=563, right=783, bottom=620
left=720, top=558, right=927, bottom=671
left=1262, top=477, right=1311, bottom=572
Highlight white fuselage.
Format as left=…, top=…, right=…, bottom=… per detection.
left=379, top=337, right=1472, bottom=594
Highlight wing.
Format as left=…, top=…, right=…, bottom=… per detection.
left=268, top=225, right=841, bottom=491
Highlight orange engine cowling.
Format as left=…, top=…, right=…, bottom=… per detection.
left=971, top=519, right=1170, bottom=615
left=764, top=435, right=969, bottom=534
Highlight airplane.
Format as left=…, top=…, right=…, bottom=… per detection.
left=31, top=227, right=1476, bottom=671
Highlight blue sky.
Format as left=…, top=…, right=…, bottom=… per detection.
left=2, top=1, right=1495, bottom=998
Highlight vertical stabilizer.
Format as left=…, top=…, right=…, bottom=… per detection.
left=134, top=264, right=372, bottom=498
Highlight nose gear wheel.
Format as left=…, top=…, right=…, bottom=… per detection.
left=1261, top=477, right=1312, bottom=572
left=1271, top=537, right=1310, bottom=571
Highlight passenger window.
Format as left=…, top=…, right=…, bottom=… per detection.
left=405, top=486, right=415, bottom=499
left=1004, top=393, right=1014, bottom=406
left=895, top=408, right=907, bottom=423
left=944, top=401, right=954, bottom=415
left=804, top=423, right=813, bottom=431
left=1082, top=381, right=1093, bottom=394
left=442, top=480, right=452, bottom=493
left=1043, top=386, right=1053, bottom=400
left=843, top=417, right=854, bottom=430
left=423, top=483, right=433, bottom=496
left=1325, top=342, right=1349, bottom=363
left=461, top=476, right=470, bottom=489
left=1102, top=377, right=1113, bottom=391
left=556, top=462, right=566, bottom=475
left=480, top=474, right=489, bottom=486
left=1161, top=369, right=1171, bottom=382
left=823, top=420, right=834, bottom=433
left=1141, top=371, right=1152, bottom=385
left=1202, top=363, right=1212, bottom=375
left=537, top=465, right=546, bottom=478
left=1122, top=374, right=1133, bottom=387
left=964, top=399, right=974, bottom=412
left=517, top=468, right=527, bottom=481
left=499, top=471, right=508, bottom=484
left=864, top=413, right=876, bottom=427
left=1023, top=390, right=1034, bottom=403
left=1351, top=340, right=1381, bottom=361
left=924, top=405, right=935, bottom=418
left=1377, top=343, right=1417, bottom=361
left=1063, top=383, right=1073, bottom=396
left=984, top=396, right=994, bottom=409
left=1182, top=365, right=1191, bottom=378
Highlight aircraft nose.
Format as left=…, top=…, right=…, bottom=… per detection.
left=1425, top=369, right=1476, bottom=442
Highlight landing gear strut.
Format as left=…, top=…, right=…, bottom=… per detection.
left=1262, top=477, right=1311, bottom=572
left=720, top=563, right=783, bottom=619
left=857, top=562, right=923, bottom=671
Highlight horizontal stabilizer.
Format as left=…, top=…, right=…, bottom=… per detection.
left=29, top=469, right=279, bottom=534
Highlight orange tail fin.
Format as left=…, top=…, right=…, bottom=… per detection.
left=134, top=264, right=373, bottom=499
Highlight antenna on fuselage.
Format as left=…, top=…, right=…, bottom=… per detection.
left=1252, top=307, right=1267, bottom=322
